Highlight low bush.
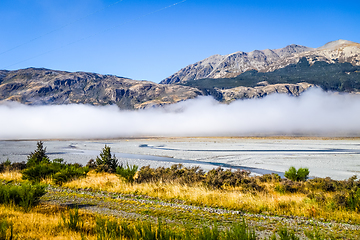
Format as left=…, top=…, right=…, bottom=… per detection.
left=258, top=173, right=281, bottom=183
left=284, top=167, right=309, bottom=182
left=0, top=182, right=46, bottom=211
left=275, top=180, right=306, bottom=194
left=86, top=159, right=97, bottom=169
left=116, top=163, right=138, bottom=183
left=136, top=164, right=205, bottom=185
left=0, top=159, right=27, bottom=173
left=136, top=164, right=264, bottom=191
left=307, top=177, right=337, bottom=192
left=21, top=142, right=89, bottom=185
left=22, top=162, right=59, bottom=182
left=53, top=165, right=89, bottom=186
left=22, top=158, right=89, bottom=185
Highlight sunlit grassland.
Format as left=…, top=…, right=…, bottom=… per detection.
left=1, top=169, right=360, bottom=239
left=0, top=170, right=22, bottom=182
left=0, top=204, right=96, bottom=240
left=2, top=169, right=360, bottom=224
left=11, top=170, right=351, bottom=224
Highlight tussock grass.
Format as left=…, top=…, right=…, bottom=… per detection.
left=2, top=169, right=360, bottom=224
left=0, top=204, right=260, bottom=240
left=62, top=171, right=360, bottom=224
left=0, top=170, right=23, bottom=182
left=0, top=204, right=96, bottom=240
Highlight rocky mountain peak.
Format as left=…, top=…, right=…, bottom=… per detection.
left=161, top=40, right=360, bottom=84
left=273, top=44, right=313, bottom=58
left=318, top=39, right=357, bottom=50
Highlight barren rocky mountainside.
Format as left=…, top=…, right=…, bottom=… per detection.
left=0, top=68, right=202, bottom=109
left=161, top=40, right=360, bottom=84
left=0, top=68, right=315, bottom=108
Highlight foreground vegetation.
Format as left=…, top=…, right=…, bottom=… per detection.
left=1, top=142, right=360, bottom=239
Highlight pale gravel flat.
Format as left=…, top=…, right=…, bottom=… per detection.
left=2, top=138, right=360, bottom=180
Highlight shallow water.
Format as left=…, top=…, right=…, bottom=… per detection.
left=1, top=138, right=360, bottom=180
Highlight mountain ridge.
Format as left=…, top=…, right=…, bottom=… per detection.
left=161, top=40, right=360, bottom=84
left=0, top=67, right=315, bottom=109
left=0, top=67, right=202, bottom=109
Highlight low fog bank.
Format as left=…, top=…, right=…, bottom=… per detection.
left=1, top=88, right=360, bottom=140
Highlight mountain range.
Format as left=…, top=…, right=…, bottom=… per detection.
left=161, top=39, right=360, bottom=84
left=1, top=40, right=359, bottom=109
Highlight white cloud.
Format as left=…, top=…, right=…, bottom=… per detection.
left=1, top=88, right=360, bottom=139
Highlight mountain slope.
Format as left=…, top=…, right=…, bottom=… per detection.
left=182, top=57, right=360, bottom=93
left=0, top=68, right=317, bottom=107
left=0, top=68, right=202, bottom=109
left=161, top=40, right=360, bottom=84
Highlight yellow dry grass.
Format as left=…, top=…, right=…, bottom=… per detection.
left=0, top=204, right=96, bottom=240
left=2, top=170, right=360, bottom=224
left=0, top=170, right=23, bottom=182
left=63, top=171, right=360, bottom=223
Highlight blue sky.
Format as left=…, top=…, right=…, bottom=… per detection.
left=1, top=0, right=359, bottom=83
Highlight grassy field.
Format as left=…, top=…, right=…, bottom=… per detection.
left=1, top=141, right=360, bottom=239
left=1, top=168, right=360, bottom=239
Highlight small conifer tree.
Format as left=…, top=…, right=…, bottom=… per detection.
left=26, top=141, right=50, bottom=167
left=95, top=145, right=119, bottom=173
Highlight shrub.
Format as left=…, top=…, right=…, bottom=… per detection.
left=275, top=180, right=305, bottom=194
left=22, top=162, right=58, bottom=182
left=204, top=167, right=251, bottom=189
left=259, top=173, right=281, bottom=183
left=0, top=159, right=27, bottom=173
left=307, top=177, right=337, bottom=192
left=333, top=192, right=347, bottom=208
left=284, top=167, right=309, bottom=182
left=116, top=163, right=138, bottom=183
left=53, top=165, right=89, bottom=186
left=136, top=164, right=260, bottom=190
left=22, top=158, right=89, bottom=185
left=95, top=145, right=119, bottom=173
left=86, top=159, right=97, bottom=169
left=0, top=182, right=46, bottom=211
left=136, top=164, right=205, bottom=185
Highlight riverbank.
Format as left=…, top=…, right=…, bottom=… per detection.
left=1, top=137, right=360, bottom=180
